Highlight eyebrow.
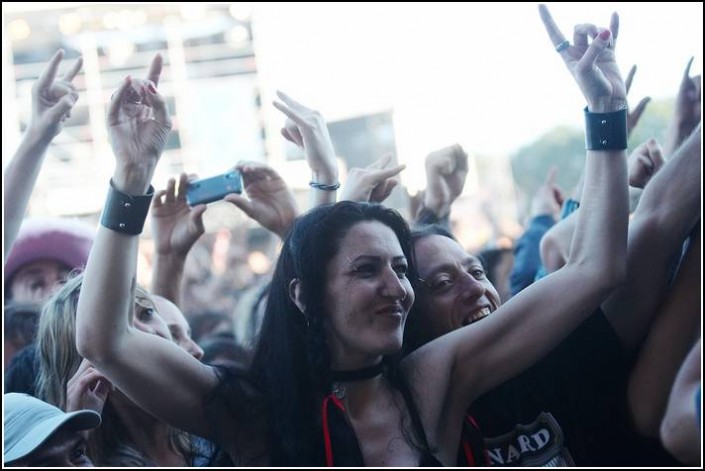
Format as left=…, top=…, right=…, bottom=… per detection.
left=349, top=255, right=408, bottom=264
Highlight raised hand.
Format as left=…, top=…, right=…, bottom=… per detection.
left=272, top=91, right=338, bottom=183
left=665, top=58, right=701, bottom=157
left=531, top=167, right=564, bottom=219
left=423, top=144, right=469, bottom=218
left=340, top=154, right=406, bottom=203
left=66, top=358, right=113, bottom=414
left=624, top=65, right=651, bottom=137
left=628, top=138, right=665, bottom=189
left=29, top=50, right=83, bottom=142
left=224, top=161, right=299, bottom=239
left=108, top=54, right=172, bottom=193
left=152, top=173, right=207, bottom=257
left=539, top=4, right=626, bottom=112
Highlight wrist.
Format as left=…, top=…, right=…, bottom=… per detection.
left=586, top=98, right=628, bottom=114
left=422, top=196, right=449, bottom=219
left=113, top=166, right=155, bottom=194
left=311, top=169, right=338, bottom=185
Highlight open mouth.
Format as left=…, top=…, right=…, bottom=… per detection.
left=461, top=307, right=491, bottom=326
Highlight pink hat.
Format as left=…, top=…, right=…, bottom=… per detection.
left=4, top=218, right=95, bottom=284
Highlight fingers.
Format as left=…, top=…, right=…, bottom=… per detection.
left=281, top=123, right=304, bottom=147
left=190, top=204, right=207, bottom=233
left=646, top=138, right=665, bottom=170
left=579, top=29, right=612, bottom=71
left=108, top=76, right=133, bottom=124
left=538, top=4, right=567, bottom=48
left=630, top=96, right=651, bottom=123
left=452, top=144, right=469, bottom=171
left=609, top=12, right=620, bottom=48
left=152, top=189, right=167, bottom=208
left=177, top=172, right=190, bottom=201
left=369, top=153, right=393, bottom=170
left=276, top=90, right=307, bottom=111
left=273, top=100, right=305, bottom=126
left=573, top=23, right=598, bottom=49
left=93, top=379, right=112, bottom=401
left=46, top=94, right=77, bottom=123
left=36, top=50, right=64, bottom=90
left=374, top=163, right=406, bottom=180
left=143, top=81, right=171, bottom=128
left=165, top=177, right=177, bottom=204
left=146, top=53, right=163, bottom=86
left=62, top=56, right=83, bottom=82
left=625, top=65, right=637, bottom=93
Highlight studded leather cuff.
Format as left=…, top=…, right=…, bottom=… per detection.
left=100, top=179, right=154, bottom=235
left=584, top=106, right=628, bottom=151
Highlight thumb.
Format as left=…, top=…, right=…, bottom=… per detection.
left=45, top=94, right=76, bottom=122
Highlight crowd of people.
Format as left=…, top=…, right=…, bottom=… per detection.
left=3, top=5, right=701, bottom=467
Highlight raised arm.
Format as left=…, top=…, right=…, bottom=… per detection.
left=272, top=91, right=339, bottom=207
left=151, top=173, right=207, bottom=304
left=4, top=51, right=82, bottom=256
left=75, top=56, right=218, bottom=438
left=602, top=125, right=701, bottom=351
left=409, top=8, right=629, bottom=447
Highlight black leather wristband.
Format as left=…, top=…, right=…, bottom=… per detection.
left=100, top=179, right=154, bottom=235
left=584, top=106, right=628, bottom=151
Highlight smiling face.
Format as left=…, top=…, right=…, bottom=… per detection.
left=413, top=235, right=501, bottom=340
left=323, top=221, right=414, bottom=369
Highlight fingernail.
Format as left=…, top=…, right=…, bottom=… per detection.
left=599, top=30, right=610, bottom=41
left=148, top=83, right=157, bottom=94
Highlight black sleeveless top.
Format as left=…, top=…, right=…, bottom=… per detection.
left=321, top=393, right=442, bottom=467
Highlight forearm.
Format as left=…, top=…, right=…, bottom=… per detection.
left=76, top=225, right=140, bottom=360
left=603, top=128, right=701, bottom=351
left=76, top=172, right=152, bottom=360
left=3, top=131, right=51, bottom=257
left=152, top=252, right=186, bottom=304
left=568, top=148, right=628, bottom=286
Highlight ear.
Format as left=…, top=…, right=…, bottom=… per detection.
left=288, top=278, right=306, bottom=314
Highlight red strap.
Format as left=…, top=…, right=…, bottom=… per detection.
left=462, top=438, right=476, bottom=467
left=322, top=394, right=346, bottom=467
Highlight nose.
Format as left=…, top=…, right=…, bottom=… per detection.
left=458, top=271, right=485, bottom=300
left=380, top=266, right=408, bottom=301
left=188, top=338, right=205, bottom=361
